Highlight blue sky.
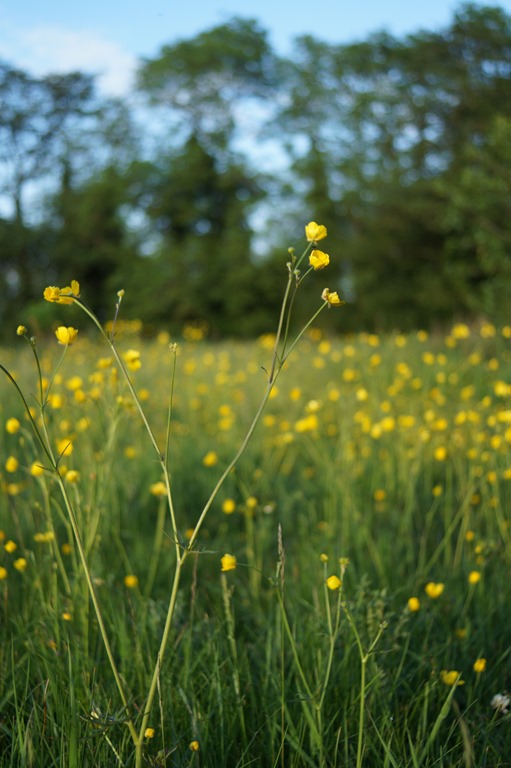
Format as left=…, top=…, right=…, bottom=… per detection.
left=1, top=0, right=511, bottom=93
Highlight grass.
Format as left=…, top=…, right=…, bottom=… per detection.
left=1, top=298, right=511, bottom=766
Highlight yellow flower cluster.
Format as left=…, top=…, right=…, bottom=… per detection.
left=43, top=280, right=80, bottom=304
left=44, top=280, right=80, bottom=304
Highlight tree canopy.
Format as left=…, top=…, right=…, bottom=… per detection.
left=1, top=3, right=510, bottom=338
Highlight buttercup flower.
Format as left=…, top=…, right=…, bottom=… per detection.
left=124, top=574, right=139, bottom=589
left=56, top=438, right=73, bottom=457
left=440, top=670, right=464, bottom=686
left=222, top=498, right=236, bottom=514
left=14, top=558, right=27, bottom=572
left=44, top=286, right=61, bottom=302
left=468, top=570, right=481, bottom=585
left=16, top=325, right=27, bottom=336
left=326, top=575, right=342, bottom=591
left=44, top=280, right=80, bottom=304
left=144, top=728, right=155, bottom=739
left=425, top=581, right=444, bottom=599
left=305, top=221, right=327, bottom=242
left=407, top=597, right=420, bottom=612
left=189, top=740, right=200, bottom=752
left=221, top=554, right=237, bottom=572
left=123, top=349, right=141, bottom=371
left=309, top=249, right=330, bottom=270
left=5, top=456, right=19, bottom=473
left=150, top=481, right=167, bottom=496
left=203, top=450, right=218, bottom=467
left=473, top=658, right=487, bottom=673
left=55, top=326, right=79, bottom=346
left=0, top=567, right=7, bottom=580
left=6, top=418, right=21, bottom=434
left=321, top=288, right=344, bottom=307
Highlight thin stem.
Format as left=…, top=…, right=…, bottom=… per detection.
left=136, top=558, right=183, bottom=761
left=281, top=302, right=328, bottom=367
left=221, top=574, right=247, bottom=743
left=75, top=298, right=181, bottom=554
left=268, top=271, right=294, bottom=384
left=164, top=345, right=178, bottom=470
left=186, top=378, right=275, bottom=555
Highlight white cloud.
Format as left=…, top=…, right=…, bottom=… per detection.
left=0, top=23, right=137, bottom=95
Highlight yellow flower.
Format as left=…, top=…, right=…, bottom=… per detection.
left=5, top=456, right=19, bottom=473
left=150, top=481, right=167, bottom=496
left=44, top=286, right=61, bottom=302
left=468, top=570, right=481, bottom=585
left=434, top=446, right=447, bottom=461
left=440, top=670, right=464, bottom=686
left=320, top=553, right=329, bottom=563
left=44, top=280, right=80, bottom=304
left=326, top=575, right=342, bottom=591
left=473, top=658, right=486, bottom=673
left=0, top=566, right=7, bottom=580
left=309, top=249, right=330, bottom=270
left=30, top=462, right=45, bottom=477
left=5, top=418, right=21, bottom=434
left=189, top=740, right=200, bottom=752
left=144, top=728, right=155, bottom=739
left=16, top=325, right=27, bottom=336
left=202, top=450, right=218, bottom=467
left=321, top=288, right=344, bottom=307
left=305, top=221, right=327, bottom=242
left=56, top=438, right=73, bottom=457
left=65, top=470, right=80, bottom=483
left=62, top=612, right=72, bottom=621
left=4, top=540, right=17, bottom=553
left=425, top=581, right=444, bottom=599
left=407, top=597, right=420, bottom=612
left=55, top=326, right=79, bottom=346
left=13, top=557, right=27, bottom=572
left=124, top=574, right=139, bottom=589
left=222, top=498, right=236, bottom=514
left=34, top=531, right=55, bottom=543
left=221, top=554, right=237, bottom=572
left=123, top=349, right=141, bottom=371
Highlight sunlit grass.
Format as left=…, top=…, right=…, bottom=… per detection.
left=1, top=318, right=511, bottom=766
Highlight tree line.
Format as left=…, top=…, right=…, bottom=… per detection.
left=1, top=3, right=510, bottom=338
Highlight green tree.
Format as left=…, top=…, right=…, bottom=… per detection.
left=274, top=4, right=511, bottom=328
left=137, top=17, right=278, bottom=154
left=49, top=164, right=139, bottom=321
left=134, top=18, right=282, bottom=334
left=121, top=136, right=270, bottom=335
left=438, top=114, right=511, bottom=322
left=0, top=61, right=96, bottom=329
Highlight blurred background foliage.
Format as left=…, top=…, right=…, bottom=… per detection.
left=1, top=3, right=511, bottom=338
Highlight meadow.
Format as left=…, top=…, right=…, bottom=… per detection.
left=1, top=274, right=511, bottom=766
